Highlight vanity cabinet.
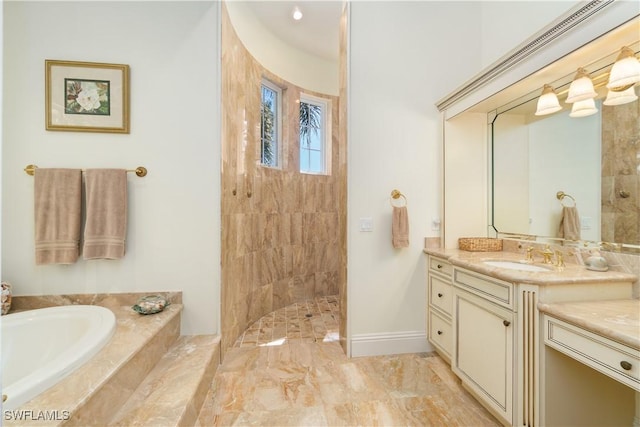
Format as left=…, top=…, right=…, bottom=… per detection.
left=426, top=255, right=453, bottom=361
left=453, top=268, right=515, bottom=425
left=544, top=314, right=640, bottom=392
left=447, top=263, right=635, bottom=427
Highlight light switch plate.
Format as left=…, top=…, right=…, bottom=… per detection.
left=359, top=217, right=373, bottom=232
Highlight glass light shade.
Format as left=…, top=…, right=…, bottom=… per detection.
left=566, top=68, right=597, bottom=103
left=606, top=47, right=640, bottom=90
left=535, top=84, right=562, bottom=115
left=603, top=86, right=638, bottom=106
left=569, top=98, right=598, bottom=118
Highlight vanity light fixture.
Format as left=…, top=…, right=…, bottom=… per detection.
left=569, top=97, right=598, bottom=118
left=566, top=68, right=597, bottom=103
left=535, top=84, right=562, bottom=115
left=603, top=85, right=638, bottom=106
left=292, top=6, right=303, bottom=21
left=606, top=46, right=640, bottom=91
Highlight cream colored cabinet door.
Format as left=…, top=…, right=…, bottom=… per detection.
left=454, top=289, right=514, bottom=425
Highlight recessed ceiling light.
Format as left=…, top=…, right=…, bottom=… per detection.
left=292, top=7, right=303, bottom=21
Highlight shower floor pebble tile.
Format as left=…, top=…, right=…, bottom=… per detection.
left=234, top=295, right=340, bottom=347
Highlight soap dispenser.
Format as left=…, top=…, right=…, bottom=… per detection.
left=585, top=250, right=608, bottom=271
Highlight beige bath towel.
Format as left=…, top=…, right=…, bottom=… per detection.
left=559, top=206, right=581, bottom=241
left=392, top=206, right=410, bottom=248
left=34, top=168, right=82, bottom=265
left=83, top=169, right=128, bottom=260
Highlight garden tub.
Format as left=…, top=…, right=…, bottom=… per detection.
left=1, top=305, right=116, bottom=410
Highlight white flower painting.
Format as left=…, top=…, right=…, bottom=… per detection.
left=65, top=79, right=110, bottom=115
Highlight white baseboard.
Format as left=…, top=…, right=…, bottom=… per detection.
left=349, top=330, right=431, bottom=358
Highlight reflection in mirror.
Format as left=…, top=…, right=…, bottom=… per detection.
left=490, top=28, right=639, bottom=253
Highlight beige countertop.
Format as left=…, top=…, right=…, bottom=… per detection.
left=424, top=248, right=637, bottom=286
left=538, top=299, right=640, bottom=350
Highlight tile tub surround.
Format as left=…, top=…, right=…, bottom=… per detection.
left=220, top=3, right=346, bottom=359
left=3, top=302, right=183, bottom=426
left=538, top=299, right=640, bottom=350
left=9, top=291, right=182, bottom=314
left=197, top=342, right=500, bottom=426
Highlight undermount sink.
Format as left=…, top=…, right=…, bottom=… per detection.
left=483, top=260, right=552, bottom=272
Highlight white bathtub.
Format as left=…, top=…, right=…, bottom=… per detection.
left=1, top=305, right=116, bottom=410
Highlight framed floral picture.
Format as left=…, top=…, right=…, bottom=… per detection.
left=45, top=60, right=130, bottom=133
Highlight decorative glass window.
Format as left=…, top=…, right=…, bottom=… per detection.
left=299, top=94, right=330, bottom=174
left=260, top=80, right=281, bottom=167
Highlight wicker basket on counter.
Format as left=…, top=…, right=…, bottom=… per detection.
left=458, top=237, right=503, bottom=252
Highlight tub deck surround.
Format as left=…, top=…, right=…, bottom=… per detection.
left=538, top=299, right=640, bottom=350
left=109, top=335, right=220, bottom=427
left=9, top=291, right=183, bottom=313
left=3, top=302, right=184, bottom=427
left=423, top=248, right=638, bottom=286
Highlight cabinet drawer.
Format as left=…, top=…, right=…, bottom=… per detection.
left=429, top=275, right=452, bottom=316
left=429, top=256, right=452, bottom=277
left=429, top=310, right=452, bottom=357
left=544, top=315, right=640, bottom=392
left=453, top=267, right=514, bottom=310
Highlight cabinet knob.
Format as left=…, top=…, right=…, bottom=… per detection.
left=503, top=320, right=511, bottom=327
left=437, top=293, right=443, bottom=298
left=437, top=264, right=443, bottom=269
left=620, top=361, right=632, bottom=371
left=437, top=330, right=443, bottom=335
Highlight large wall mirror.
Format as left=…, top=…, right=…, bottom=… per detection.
left=488, top=17, right=639, bottom=253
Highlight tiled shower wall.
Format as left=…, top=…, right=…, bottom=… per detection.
left=601, top=100, right=640, bottom=245
left=220, top=4, right=346, bottom=357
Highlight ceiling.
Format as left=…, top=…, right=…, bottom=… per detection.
left=241, top=1, right=343, bottom=62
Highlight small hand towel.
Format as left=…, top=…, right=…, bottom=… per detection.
left=558, top=206, right=581, bottom=241
left=392, top=206, right=410, bottom=248
left=83, top=169, right=128, bottom=260
left=34, top=168, right=82, bottom=265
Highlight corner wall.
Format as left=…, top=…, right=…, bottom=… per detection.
left=347, top=2, right=484, bottom=356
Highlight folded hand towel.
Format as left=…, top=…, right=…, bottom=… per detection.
left=392, top=206, right=410, bottom=248
left=34, top=168, right=82, bottom=265
left=559, top=206, right=581, bottom=241
left=83, top=169, right=128, bottom=260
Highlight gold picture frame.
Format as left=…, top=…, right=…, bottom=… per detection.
left=45, top=60, right=130, bottom=133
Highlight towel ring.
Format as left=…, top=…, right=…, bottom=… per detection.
left=556, top=191, right=576, bottom=207
left=390, top=189, right=407, bottom=207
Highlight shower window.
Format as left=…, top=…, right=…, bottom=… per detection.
left=299, top=93, right=330, bottom=175
left=260, top=80, right=281, bottom=168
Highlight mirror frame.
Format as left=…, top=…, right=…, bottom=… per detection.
left=487, top=24, right=640, bottom=254
left=436, top=1, right=639, bottom=254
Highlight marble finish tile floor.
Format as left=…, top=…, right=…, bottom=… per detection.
left=198, top=296, right=500, bottom=426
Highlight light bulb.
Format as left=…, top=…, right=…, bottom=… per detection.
left=566, top=68, right=597, bottom=103
left=535, top=84, right=562, bottom=116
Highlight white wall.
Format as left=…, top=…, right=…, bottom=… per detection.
left=347, top=2, right=483, bottom=356
left=225, top=1, right=339, bottom=96
left=479, top=1, right=580, bottom=69
left=2, top=1, right=220, bottom=336
left=443, top=113, right=489, bottom=249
